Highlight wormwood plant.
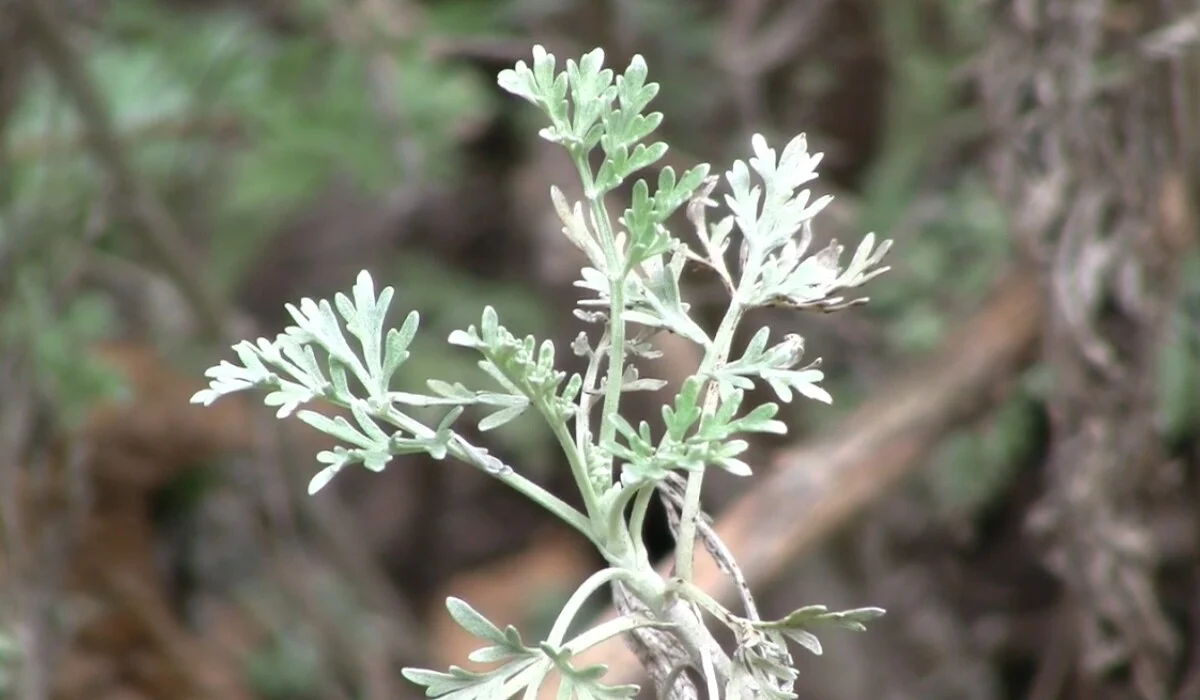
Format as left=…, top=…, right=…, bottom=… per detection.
left=193, top=46, right=891, bottom=699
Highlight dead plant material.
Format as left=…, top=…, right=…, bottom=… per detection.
left=979, top=1, right=1198, bottom=697
left=2, top=342, right=260, bottom=700
left=2, top=340, right=442, bottom=699
left=80, top=343, right=253, bottom=700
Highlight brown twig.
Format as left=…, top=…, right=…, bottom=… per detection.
left=611, top=582, right=700, bottom=700
left=981, top=3, right=1193, bottom=695
left=659, top=473, right=758, bottom=622
left=99, top=568, right=253, bottom=700
left=0, top=354, right=48, bottom=700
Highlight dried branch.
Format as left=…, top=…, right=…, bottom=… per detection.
left=612, top=583, right=699, bottom=700
left=979, top=2, right=1195, bottom=695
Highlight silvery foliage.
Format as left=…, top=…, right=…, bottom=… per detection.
left=192, top=45, right=890, bottom=699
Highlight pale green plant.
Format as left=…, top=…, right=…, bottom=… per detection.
left=193, top=46, right=891, bottom=699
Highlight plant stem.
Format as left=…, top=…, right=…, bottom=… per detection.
left=673, top=300, right=746, bottom=582
left=674, top=471, right=707, bottom=580
left=673, top=228, right=767, bottom=582
left=379, top=405, right=593, bottom=539
left=598, top=252, right=627, bottom=473
left=565, top=614, right=669, bottom=655
left=546, top=567, right=627, bottom=645
left=570, top=155, right=626, bottom=484
left=659, top=596, right=734, bottom=683
left=547, top=415, right=603, bottom=524
left=627, top=484, right=656, bottom=568
left=495, top=460, right=594, bottom=540
left=673, top=580, right=736, bottom=625
left=576, top=329, right=607, bottom=457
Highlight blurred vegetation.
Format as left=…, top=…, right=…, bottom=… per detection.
left=8, top=0, right=498, bottom=291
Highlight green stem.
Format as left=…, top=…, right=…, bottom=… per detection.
left=673, top=300, right=746, bottom=582
left=575, top=329, right=608, bottom=468
left=453, top=439, right=594, bottom=542
left=628, top=484, right=655, bottom=568
left=603, top=483, right=642, bottom=545
left=570, top=154, right=626, bottom=486
left=673, top=472, right=706, bottom=581
left=673, top=580, right=736, bottom=626
left=378, top=404, right=593, bottom=541
left=576, top=342, right=598, bottom=454
left=564, top=614, right=667, bottom=655
left=546, top=414, right=603, bottom=524
left=673, top=229, right=768, bottom=581
left=659, top=596, right=734, bottom=684
left=598, top=263, right=626, bottom=469
left=546, top=567, right=627, bottom=646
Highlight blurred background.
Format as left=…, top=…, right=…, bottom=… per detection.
left=1, top=0, right=1198, bottom=698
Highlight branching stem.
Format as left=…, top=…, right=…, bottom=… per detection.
left=674, top=300, right=746, bottom=581
left=546, top=567, right=628, bottom=646
left=571, top=156, right=628, bottom=484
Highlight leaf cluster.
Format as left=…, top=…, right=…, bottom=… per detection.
left=402, top=598, right=645, bottom=700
